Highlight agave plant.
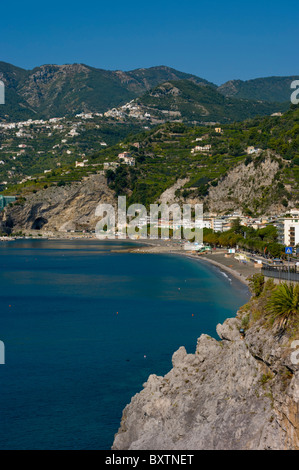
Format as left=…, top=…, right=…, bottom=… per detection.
left=266, top=282, right=299, bottom=333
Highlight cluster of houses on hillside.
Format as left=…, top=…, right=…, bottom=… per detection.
left=103, top=152, right=136, bottom=170
left=104, top=101, right=152, bottom=121
left=0, top=114, right=111, bottom=186
left=190, top=127, right=264, bottom=157
left=190, top=130, right=218, bottom=154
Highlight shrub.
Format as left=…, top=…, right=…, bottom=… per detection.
left=266, top=282, right=299, bottom=334
left=248, top=274, right=265, bottom=297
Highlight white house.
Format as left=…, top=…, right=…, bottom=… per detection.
left=103, top=162, right=120, bottom=170
left=118, top=152, right=135, bottom=166
left=191, top=144, right=212, bottom=154
left=246, top=146, right=261, bottom=155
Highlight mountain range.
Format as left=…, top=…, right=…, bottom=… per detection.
left=218, top=76, right=299, bottom=102
left=126, top=80, right=288, bottom=124
left=0, top=62, right=297, bottom=122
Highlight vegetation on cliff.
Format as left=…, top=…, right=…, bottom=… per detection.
left=135, top=80, right=287, bottom=124
left=1, top=103, right=298, bottom=217
left=242, top=274, right=299, bottom=338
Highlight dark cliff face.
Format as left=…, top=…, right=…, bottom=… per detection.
left=112, top=308, right=299, bottom=450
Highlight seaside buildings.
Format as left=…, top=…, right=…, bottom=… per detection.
left=280, top=218, right=299, bottom=247
left=204, top=211, right=299, bottom=249
left=211, top=218, right=231, bottom=232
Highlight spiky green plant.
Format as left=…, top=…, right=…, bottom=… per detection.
left=266, top=282, right=299, bottom=333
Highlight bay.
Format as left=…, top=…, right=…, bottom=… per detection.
left=0, top=239, right=249, bottom=449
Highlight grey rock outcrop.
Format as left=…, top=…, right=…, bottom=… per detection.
left=0, top=173, right=115, bottom=234
left=112, top=316, right=299, bottom=450
left=206, top=152, right=288, bottom=215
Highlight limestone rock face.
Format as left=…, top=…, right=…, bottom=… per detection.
left=112, top=317, right=299, bottom=450
left=0, top=173, right=115, bottom=234
left=206, top=152, right=286, bottom=214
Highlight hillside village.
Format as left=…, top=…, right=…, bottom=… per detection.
left=0, top=85, right=298, bottom=257
left=0, top=113, right=145, bottom=187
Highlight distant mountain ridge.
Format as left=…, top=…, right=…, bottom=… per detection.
left=218, top=76, right=299, bottom=103
left=0, top=62, right=214, bottom=121
left=131, top=80, right=287, bottom=123
left=0, top=61, right=296, bottom=122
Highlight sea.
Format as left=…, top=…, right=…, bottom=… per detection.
left=0, top=239, right=250, bottom=450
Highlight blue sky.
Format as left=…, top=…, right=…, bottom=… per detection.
left=1, top=0, right=298, bottom=84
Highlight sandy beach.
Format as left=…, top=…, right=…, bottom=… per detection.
left=121, top=239, right=258, bottom=286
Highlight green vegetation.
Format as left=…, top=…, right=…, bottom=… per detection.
left=137, top=80, right=288, bottom=124
left=239, top=275, right=299, bottom=337
left=218, top=76, right=299, bottom=103
left=248, top=273, right=265, bottom=298
left=0, top=115, right=144, bottom=189
left=203, top=222, right=285, bottom=259
left=231, top=104, right=299, bottom=161
left=0, top=62, right=214, bottom=122
left=266, top=283, right=299, bottom=334
left=1, top=99, right=298, bottom=217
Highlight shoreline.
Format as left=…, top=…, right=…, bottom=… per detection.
left=2, top=232, right=254, bottom=290
left=123, top=239, right=253, bottom=289
left=189, top=254, right=250, bottom=287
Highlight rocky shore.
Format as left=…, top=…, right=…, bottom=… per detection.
left=112, top=311, right=299, bottom=450
left=1, top=228, right=298, bottom=449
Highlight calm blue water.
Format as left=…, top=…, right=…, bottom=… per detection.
left=0, top=239, right=249, bottom=449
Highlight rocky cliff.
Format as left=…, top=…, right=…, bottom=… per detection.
left=112, top=302, right=299, bottom=450
left=0, top=152, right=294, bottom=234
left=0, top=173, right=115, bottom=234
left=206, top=152, right=291, bottom=215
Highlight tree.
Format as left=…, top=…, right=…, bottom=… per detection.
left=105, top=169, right=115, bottom=184
left=231, top=217, right=243, bottom=235
left=256, top=225, right=277, bottom=243
left=248, top=274, right=265, bottom=297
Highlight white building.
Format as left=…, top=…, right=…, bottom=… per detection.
left=211, top=218, right=231, bottom=233
left=191, top=145, right=212, bottom=154
left=283, top=219, right=299, bottom=247
left=246, top=146, right=261, bottom=155
left=103, top=162, right=120, bottom=170
left=118, top=152, right=135, bottom=166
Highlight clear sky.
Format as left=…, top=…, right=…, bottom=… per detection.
left=1, top=0, right=298, bottom=85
